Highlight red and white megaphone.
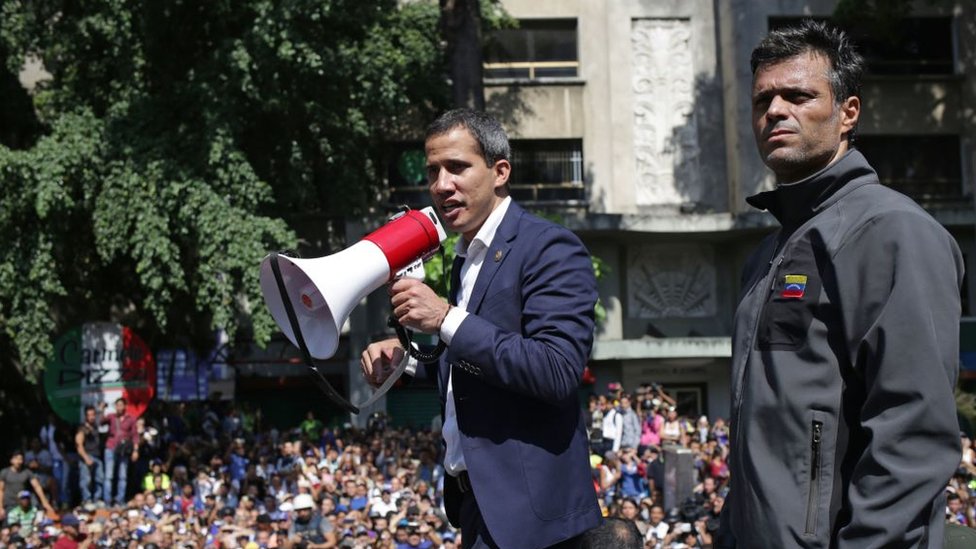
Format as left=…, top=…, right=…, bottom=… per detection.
left=259, top=207, right=447, bottom=360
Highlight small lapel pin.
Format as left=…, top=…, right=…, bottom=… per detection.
left=494, top=250, right=503, bottom=262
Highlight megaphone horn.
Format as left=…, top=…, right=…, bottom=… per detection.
left=259, top=207, right=447, bottom=360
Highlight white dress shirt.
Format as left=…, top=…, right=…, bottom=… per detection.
left=439, top=196, right=512, bottom=475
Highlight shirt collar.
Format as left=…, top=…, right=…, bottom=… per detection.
left=454, top=196, right=512, bottom=258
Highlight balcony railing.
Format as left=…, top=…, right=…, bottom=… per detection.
left=483, top=60, right=579, bottom=79
left=389, top=147, right=586, bottom=211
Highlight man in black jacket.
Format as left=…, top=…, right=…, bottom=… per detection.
left=721, top=20, right=963, bottom=548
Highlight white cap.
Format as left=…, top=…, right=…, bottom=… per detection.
left=292, top=493, right=314, bottom=510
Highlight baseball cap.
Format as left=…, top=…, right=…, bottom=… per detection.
left=18, top=490, right=31, bottom=499
left=61, top=514, right=80, bottom=527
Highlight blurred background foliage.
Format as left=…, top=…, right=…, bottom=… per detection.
left=0, top=0, right=452, bottom=386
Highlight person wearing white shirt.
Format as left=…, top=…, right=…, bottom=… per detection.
left=361, top=109, right=600, bottom=549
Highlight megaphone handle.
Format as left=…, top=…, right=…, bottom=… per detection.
left=269, top=252, right=361, bottom=415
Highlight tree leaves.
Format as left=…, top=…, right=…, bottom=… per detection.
left=0, top=0, right=448, bottom=381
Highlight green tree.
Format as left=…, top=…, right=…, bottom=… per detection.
left=0, top=0, right=450, bottom=392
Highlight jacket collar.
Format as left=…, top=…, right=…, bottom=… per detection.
left=746, top=149, right=878, bottom=229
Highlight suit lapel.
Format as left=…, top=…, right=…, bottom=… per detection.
left=466, top=203, right=521, bottom=313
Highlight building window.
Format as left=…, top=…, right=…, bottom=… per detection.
left=484, top=19, right=579, bottom=79
left=509, top=139, right=585, bottom=205
left=768, top=17, right=955, bottom=75
left=385, top=139, right=585, bottom=209
left=855, top=135, right=963, bottom=203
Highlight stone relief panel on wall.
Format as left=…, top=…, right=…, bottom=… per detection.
left=631, top=19, right=703, bottom=206
left=627, top=244, right=716, bottom=318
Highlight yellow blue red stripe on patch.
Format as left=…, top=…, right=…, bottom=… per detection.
left=782, top=274, right=807, bottom=299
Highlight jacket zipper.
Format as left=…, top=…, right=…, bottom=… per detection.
left=732, top=255, right=784, bottom=414
left=729, top=254, right=785, bottom=516
left=805, top=420, right=823, bottom=535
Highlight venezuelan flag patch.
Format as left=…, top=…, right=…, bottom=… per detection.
left=782, top=275, right=807, bottom=299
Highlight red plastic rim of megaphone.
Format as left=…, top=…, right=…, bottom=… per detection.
left=364, top=208, right=445, bottom=280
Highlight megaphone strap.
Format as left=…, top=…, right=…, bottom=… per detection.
left=269, top=252, right=361, bottom=415
left=269, top=249, right=448, bottom=415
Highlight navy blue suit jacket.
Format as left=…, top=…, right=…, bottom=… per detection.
left=425, top=202, right=601, bottom=549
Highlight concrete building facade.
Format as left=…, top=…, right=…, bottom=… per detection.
left=345, top=0, right=976, bottom=425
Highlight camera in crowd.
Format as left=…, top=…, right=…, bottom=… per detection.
left=638, top=382, right=664, bottom=411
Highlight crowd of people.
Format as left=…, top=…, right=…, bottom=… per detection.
left=1, top=384, right=974, bottom=549
left=1, top=399, right=457, bottom=549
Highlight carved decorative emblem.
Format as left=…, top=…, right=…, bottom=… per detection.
left=627, top=244, right=716, bottom=318
left=631, top=19, right=703, bottom=206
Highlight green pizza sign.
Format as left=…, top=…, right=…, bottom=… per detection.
left=44, top=322, right=156, bottom=423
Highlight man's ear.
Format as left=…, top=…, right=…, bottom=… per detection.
left=492, top=159, right=511, bottom=190
left=840, top=95, right=860, bottom=137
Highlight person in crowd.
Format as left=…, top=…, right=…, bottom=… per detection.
left=5, top=491, right=40, bottom=536
left=142, top=458, right=171, bottom=493
left=287, top=493, right=336, bottom=548
left=75, top=406, right=103, bottom=506
left=645, top=504, right=670, bottom=544
left=948, top=492, right=969, bottom=526
left=618, top=395, right=641, bottom=451
left=614, top=498, right=649, bottom=538
left=580, top=517, right=643, bottom=549
left=643, top=446, right=665, bottom=497
left=601, top=397, right=623, bottom=453
left=0, top=450, right=56, bottom=523
left=722, top=19, right=963, bottom=548
left=617, top=447, right=644, bottom=500
left=24, top=438, right=57, bottom=510
left=52, top=514, right=87, bottom=549
left=102, top=398, right=139, bottom=507
left=360, top=108, right=601, bottom=548
left=39, top=413, right=70, bottom=508
left=659, top=407, right=681, bottom=446
left=639, top=401, right=664, bottom=452
left=598, top=451, right=621, bottom=508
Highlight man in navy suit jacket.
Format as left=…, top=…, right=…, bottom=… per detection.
left=362, top=109, right=601, bottom=548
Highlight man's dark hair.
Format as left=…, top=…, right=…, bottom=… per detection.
left=116, top=397, right=127, bottom=405
left=580, top=517, right=643, bottom=549
left=751, top=19, right=864, bottom=105
left=84, top=405, right=96, bottom=414
left=425, top=108, right=511, bottom=167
